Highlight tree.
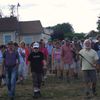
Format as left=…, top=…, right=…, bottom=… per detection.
left=9, top=5, right=16, bottom=17
left=49, top=23, right=74, bottom=40
left=97, top=16, right=100, bottom=32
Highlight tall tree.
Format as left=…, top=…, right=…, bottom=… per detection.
left=49, top=23, right=74, bottom=40
left=97, top=16, right=100, bottom=32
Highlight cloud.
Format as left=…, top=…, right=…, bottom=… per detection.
left=87, top=0, right=100, bottom=5
left=18, top=3, right=38, bottom=9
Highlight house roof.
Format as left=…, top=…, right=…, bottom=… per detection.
left=19, top=20, right=44, bottom=35
left=0, top=17, right=19, bottom=32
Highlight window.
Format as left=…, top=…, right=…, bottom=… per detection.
left=3, top=34, right=12, bottom=44
left=23, top=36, right=33, bottom=44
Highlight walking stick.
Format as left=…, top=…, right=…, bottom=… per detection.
left=78, top=53, right=95, bottom=67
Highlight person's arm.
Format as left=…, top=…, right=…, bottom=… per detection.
left=1, top=54, right=5, bottom=77
left=61, top=46, right=64, bottom=63
left=43, top=59, right=47, bottom=69
left=16, top=51, right=20, bottom=67
left=51, top=48, right=54, bottom=66
left=93, top=52, right=99, bottom=68
left=27, top=53, right=32, bottom=76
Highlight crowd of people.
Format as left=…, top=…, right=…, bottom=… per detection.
left=0, top=35, right=100, bottom=100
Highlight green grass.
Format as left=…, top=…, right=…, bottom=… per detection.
left=1, top=74, right=100, bottom=100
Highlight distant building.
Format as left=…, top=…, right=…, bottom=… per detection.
left=43, top=28, right=53, bottom=43
left=0, top=17, right=44, bottom=44
left=85, top=30, right=98, bottom=38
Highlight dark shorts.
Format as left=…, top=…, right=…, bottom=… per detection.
left=83, top=70, right=97, bottom=83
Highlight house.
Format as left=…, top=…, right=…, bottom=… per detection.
left=0, top=17, right=19, bottom=44
left=19, top=20, right=44, bottom=44
left=0, top=17, right=44, bottom=45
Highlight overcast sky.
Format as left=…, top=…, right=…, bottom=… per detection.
left=0, top=0, right=100, bottom=33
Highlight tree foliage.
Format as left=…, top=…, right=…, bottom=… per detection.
left=48, top=23, right=74, bottom=40
left=97, top=16, right=100, bottom=32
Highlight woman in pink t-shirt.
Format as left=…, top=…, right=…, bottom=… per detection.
left=52, top=41, right=62, bottom=78
left=61, top=40, right=74, bottom=82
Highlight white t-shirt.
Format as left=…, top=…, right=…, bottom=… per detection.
left=79, top=49, right=99, bottom=70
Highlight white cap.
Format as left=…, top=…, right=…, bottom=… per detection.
left=33, top=42, right=39, bottom=48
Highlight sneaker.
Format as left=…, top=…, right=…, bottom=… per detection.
left=37, top=91, right=41, bottom=97
left=93, top=92, right=97, bottom=96
left=33, top=91, right=41, bottom=98
left=59, top=76, right=63, bottom=80
left=86, top=91, right=90, bottom=96
left=10, top=97, right=14, bottom=100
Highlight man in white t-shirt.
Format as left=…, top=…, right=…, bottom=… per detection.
left=79, top=39, right=99, bottom=97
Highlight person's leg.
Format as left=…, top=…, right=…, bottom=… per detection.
left=54, top=62, right=57, bottom=77
left=0, top=75, right=2, bottom=96
left=70, top=63, right=75, bottom=79
left=59, top=61, right=64, bottom=79
left=96, top=64, right=100, bottom=79
left=18, top=63, right=24, bottom=84
left=73, top=61, right=78, bottom=79
left=90, top=70, right=97, bottom=96
left=37, top=73, right=42, bottom=96
left=10, top=67, right=17, bottom=98
left=65, top=64, right=70, bottom=82
left=47, top=55, right=52, bottom=74
left=83, top=70, right=91, bottom=96
left=32, top=72, right=40, bottom=98
left=23, top=63, right=28, bottom=79
left=5, top=69, right=12, bottom=97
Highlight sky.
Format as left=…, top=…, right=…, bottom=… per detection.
left=0, top=0, right=100, bottom=33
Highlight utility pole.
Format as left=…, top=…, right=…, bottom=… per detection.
left=0, top=9, right=3, bottom=18
left=17, top=3, right=20, bottom=21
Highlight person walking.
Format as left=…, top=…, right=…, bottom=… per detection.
left=72, top=37, right=82, bottom=79
left=46, top=39, right=53, bottom=74
left=94, top=35, right=100, bottom=77
left=61, top=39, right=74, bottom=82
left=17, top=41, right=29, bottom=84
left=79, top=39, right=99, bottom=97
left=39, top=40, right=48, bottom=84
left=52, top=41, right=62, bottom=78
left=0, top=45, right=3, bottom=96
left=28, top=42, right=47, bottom=98
left=2, top=41, right=19, bottom=100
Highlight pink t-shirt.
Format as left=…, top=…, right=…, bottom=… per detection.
left=53, top=48, right=61, bottom=60
left=39, top=47, right=48, bottom=59
left=61, top=44, right=73, bottom=64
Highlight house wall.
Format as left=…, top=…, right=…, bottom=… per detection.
left=42, top=33, right=50, bottom=43
left=0, top=33, right=3, bottom=45
left=0, top=32, right=16, bottom=45
left=19, top=34, right=42, bottom=44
